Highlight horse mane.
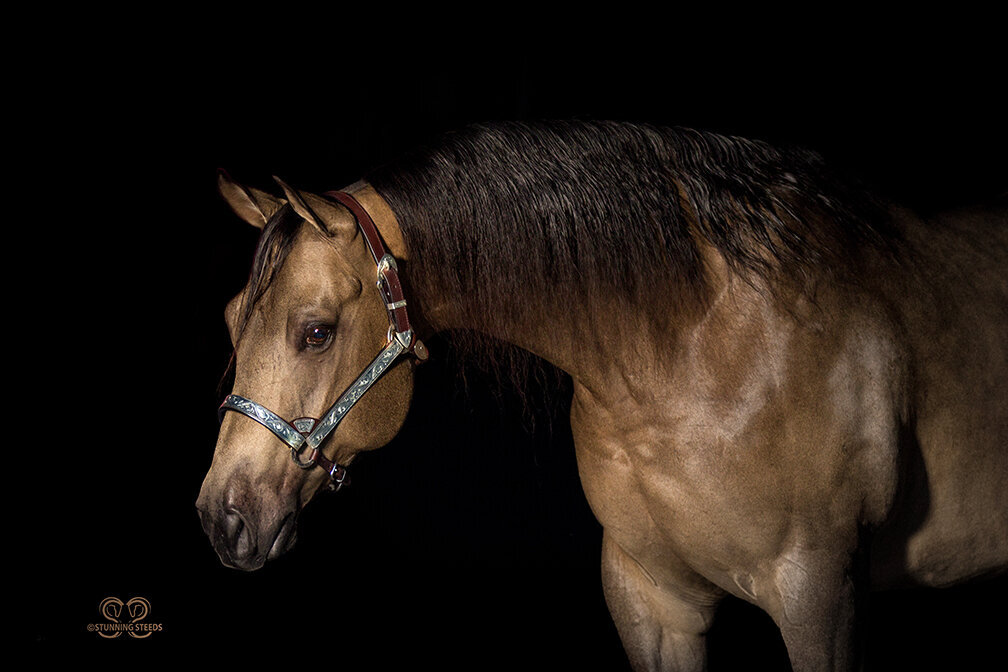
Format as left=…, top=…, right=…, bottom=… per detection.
left=367, top=121, right=899, bottom=339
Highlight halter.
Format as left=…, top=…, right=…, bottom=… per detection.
left=218, top=190, right=428, bottom=491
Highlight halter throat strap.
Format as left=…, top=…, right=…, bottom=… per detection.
left=218, top=189, right=427, bottom=491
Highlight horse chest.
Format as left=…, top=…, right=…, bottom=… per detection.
left=568, top=388, right=773, bottom=568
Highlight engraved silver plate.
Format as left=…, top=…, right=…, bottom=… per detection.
left=292, top=417, right=317, bottom=434
left=305, top=337, right=407, bottom=449
left=219, top=336, right=409, bottom=458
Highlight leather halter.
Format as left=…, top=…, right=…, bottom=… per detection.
left=218, top=190, right=427, bottom=491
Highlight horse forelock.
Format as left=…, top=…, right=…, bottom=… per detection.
left=234, top=202, right=305, bottom=343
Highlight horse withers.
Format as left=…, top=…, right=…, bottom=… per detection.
left=196, top=122, right=1008, bottom=671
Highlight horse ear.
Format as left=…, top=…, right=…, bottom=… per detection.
left=218, top=170, right=284, bottom=229
left=272, top=176, right=357, bottom=239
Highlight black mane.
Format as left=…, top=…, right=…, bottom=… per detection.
left=367, top=121, right=897, bottom=339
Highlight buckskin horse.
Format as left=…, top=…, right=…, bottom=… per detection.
left=196, top=121, right=1007, bottom=671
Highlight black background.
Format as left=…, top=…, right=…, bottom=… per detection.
left=28, top=16, right=1006, bottom=669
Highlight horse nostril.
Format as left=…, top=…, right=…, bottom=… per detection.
left=223, top=505, right=242, bottom=537
left=223, top=503, right=254, bottom=560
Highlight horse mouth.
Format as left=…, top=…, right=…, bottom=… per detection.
left=266, top=512, right=298, bottom=561
left=221, top=554, right=267, bottom=572
left=198, top=506, right=298, bottom=571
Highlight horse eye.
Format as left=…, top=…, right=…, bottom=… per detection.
left=304, top=325, right=333, bottom=347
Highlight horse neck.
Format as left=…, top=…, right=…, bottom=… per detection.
left=411, top=269, right=589, bottom=378
left=404, top=247, right=713, bottom=400
left=373, top=185, right=724, bottom=398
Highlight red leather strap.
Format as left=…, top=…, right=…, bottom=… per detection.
left=325, top=191, right=388, bottom=264
left=324, top=190, right=415, bottom=342
left=305, top=446, right=350, bottom=492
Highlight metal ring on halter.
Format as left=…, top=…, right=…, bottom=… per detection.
left=290, top=445, right=317, bottom=469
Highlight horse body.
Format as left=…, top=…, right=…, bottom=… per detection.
left=199, top=122, right=1007, bottom=671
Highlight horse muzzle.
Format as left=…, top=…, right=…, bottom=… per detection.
left=196, top=479, right=300, bottom=571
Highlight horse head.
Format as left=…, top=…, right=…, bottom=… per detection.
left=196, top=173, right=418, bottom=570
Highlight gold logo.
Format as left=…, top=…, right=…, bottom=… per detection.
left=87, top=597, right=162, bottom=638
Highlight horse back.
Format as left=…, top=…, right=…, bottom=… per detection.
left=872, top=200, right=1008, bottom=587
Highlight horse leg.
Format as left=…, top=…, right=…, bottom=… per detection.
left=770, top=546, right=864, bottom=672
left=601, top=532, right=723, bottom=672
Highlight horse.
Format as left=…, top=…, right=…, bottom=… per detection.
left=196, top=120, right=1008, bottom=671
